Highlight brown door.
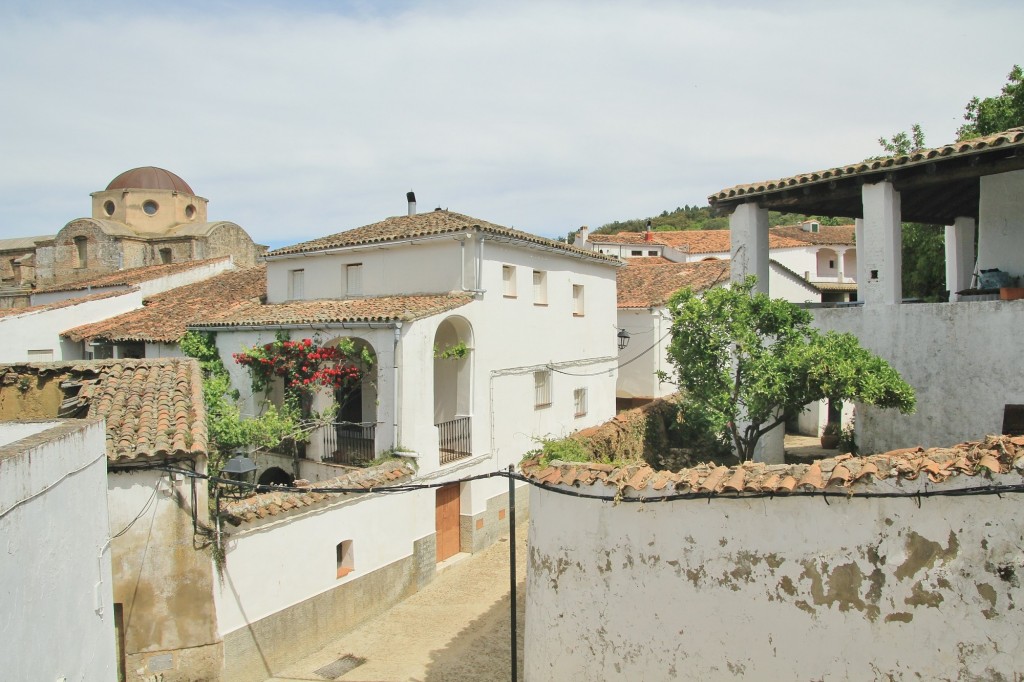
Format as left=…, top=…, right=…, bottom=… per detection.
left=435, top=483, right=461, bottom=562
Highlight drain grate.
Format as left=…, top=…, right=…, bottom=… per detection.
left=314, top=654, right=367, bottom=679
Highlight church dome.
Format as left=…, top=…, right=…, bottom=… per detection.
left=106, top=167, right=194, bottom=194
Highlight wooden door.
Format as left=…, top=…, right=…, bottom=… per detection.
left=435, top=483, right=461, bottom=562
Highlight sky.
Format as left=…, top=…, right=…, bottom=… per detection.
left=1, top=1, right=1020, bottom=249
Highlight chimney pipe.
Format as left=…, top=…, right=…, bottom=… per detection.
left=407, top=191, right=416, bottom=217
left=645, top=219, right=652, bottom=243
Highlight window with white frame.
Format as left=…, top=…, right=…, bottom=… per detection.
left=288, top=269, right=305, bottom=300
left=503, top=265, right=517, bottom=297
left=345, top=263, right=363, bottom=296
left=572, top=284, right=584, bottom=316
left=534, top=370, right=552, bottom=408
left=533, top=270, right=547, bottom=305
left=574, top=387, right=588, bottom=417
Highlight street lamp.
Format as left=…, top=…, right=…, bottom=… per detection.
left=220, top=455, right=257, bottom=497
left=617, top=329, right=631, bottom=350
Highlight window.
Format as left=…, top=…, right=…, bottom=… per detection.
left=534, top=370, right=551, bottom=408
left=159, top=248, right=172, bottom=264
left=574, top=388, right=588, bottom=417
left=345, top=264, right=363, bottom=296
left=828, top=259, right=835, bottom=269
left=143, top=200, right=159, bottom=215
left=288, top=269, right=305, bottom=300
left=103, top=200, right=115, bottom=216
left=648, top=250, right=658, bottom=256
left=631, top=250, right=642, bottom=256
left=532, top=270, right=547, bottom=305
left=502, top=265, right=517, bottom=297
left=572, top=284, right=584, bottom=316
left=74, top=236, right=88, bottom=268
left=336, top=540, right=354, bottom=578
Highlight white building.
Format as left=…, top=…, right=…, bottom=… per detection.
left=191, top=202, right=623, bottom=678
left=711, top=126, right=1024, bottom=455
left=0, top=418, right=117, bottom=682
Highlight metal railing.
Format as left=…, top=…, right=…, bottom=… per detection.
left=437, top=416, right=472, bottom=464
left=322, top=422, right=377, bottom=466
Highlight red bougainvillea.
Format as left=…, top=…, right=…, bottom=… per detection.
left=233, top=337, right=362, bottom=394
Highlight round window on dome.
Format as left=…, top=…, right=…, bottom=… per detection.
left=103, top=200, right=115, bottom=216
left=185, top=204, right=195, bottom=219
left=143, top=200, right=159, bottom=215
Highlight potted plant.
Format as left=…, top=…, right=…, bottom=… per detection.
left=820, top=422, right=841, bottom=449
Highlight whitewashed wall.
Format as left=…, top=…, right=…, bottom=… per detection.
left=0, top=288, right=143, bottom=362
left=526, top=474, right=1024, bottom=681
left=215, top=487, right=431, bottom=634
left=812, top=301, right=1024, bottom=453
left=977, top=169, right=1024, bottom=280
left=0, top=418, right=116, bottom=681
left=615, top=308, right=672, bottom=401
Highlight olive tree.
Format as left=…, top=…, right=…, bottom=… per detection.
left=665, top=277, right=916, bottom=461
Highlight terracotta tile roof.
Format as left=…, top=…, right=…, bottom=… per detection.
left=770, top=223, right=855, bottom=246
left=709, top=127, right=1024, bottom=205
left=266, top=210, right=619, bottom=264
left=34, top=257, right=232, bottom=294
left=63, top=266, right=265, bottom=343
left=624, top=256, right=675, bottom=265
left=617, top=260, right=731, bottom=308
left=521, top=434, right=1024, bottom=497
left=591, top=230, right=808, bottom=254
left=0, top=359, right=206, bottom=462
left=221, top=459, right=416, bottom=525
left=0, top=287, right=139, bottom=319
left=0, top=235, right=54, bottom=251
left=191, top=293, right=473, bottom=329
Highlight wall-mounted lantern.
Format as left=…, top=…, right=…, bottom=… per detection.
left=617, top=329, right=631, bottom=350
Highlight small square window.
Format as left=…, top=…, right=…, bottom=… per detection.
left=345, top=264, right=363, bottom=296
left=648, top=250, right=658, bottom=256
left=336, top=540, right=354, bottom=579
left=630, top=250, right=642, bottom=256
left=533, top=270, right=547, bottom=305
left=534, top=370, right=551, bottom=408
left=574, top=388, right=588, bottom=417
left=572, top=284, right=584, bottom=316
left=828, top=260, right=835, bottom=269
left=288, top=269, right=305, bottom=300
left=503, top=265, right=517, bottom=297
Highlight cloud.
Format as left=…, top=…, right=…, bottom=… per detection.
left=0, top=0, right=1021, bottom=246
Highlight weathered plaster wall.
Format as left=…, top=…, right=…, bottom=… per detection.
left=812, top=301, right=1024, bottom=453
left=0, top=418, right=117, bottom=681
left=977, top=168, right=1024, bottom=279
left=108, top=464, right=221, bottom=681
left=526, top=475, right=1024, bottom=681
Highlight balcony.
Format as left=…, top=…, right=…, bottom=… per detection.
left=322, top=422, right=377, bottom=466
left=436, top=416, right=472, bottom=465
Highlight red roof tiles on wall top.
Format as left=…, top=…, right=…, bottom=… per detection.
left=521, top=435, right=1024, bottom=497
left=221, top=460, right=416, bottom=524
left=617, top=260, right=731, bottom=308
left=34, top=257, right=231, bottom=294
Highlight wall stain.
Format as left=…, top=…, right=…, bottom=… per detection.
left=884, top=612, right=913, bottom=623
left=779, top=575, right=797, bottom=596
left=894, top=530, right=959, bottom=581
left=904, top=581, right=944, bottom=608
left=976, top=583, right=997, bottom=619
left=800, top=560, right=881, bottom=621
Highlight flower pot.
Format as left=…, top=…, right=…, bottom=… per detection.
left=820, top=434, right=839, bottom=449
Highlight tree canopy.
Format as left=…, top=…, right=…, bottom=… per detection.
left=665, top=277, right=915, bottom=461
left=958, top=65, right=1024, bottom=140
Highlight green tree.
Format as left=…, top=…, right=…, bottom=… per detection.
left=878, top=123, right=926, bottom=155
left=958, top=65, right=1024, bottom=140
left=664, top=277, right=915, bottom=461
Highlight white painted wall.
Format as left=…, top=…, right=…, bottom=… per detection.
left=0, top=288, right=143, bottom=362
left=812, top=301, right=1024, bottom=453
left=977, top=168, right=1024, bottom=280
left=215, top=487, right=430, bottom=634
left=0, top=418, right=117, bottom=681
left=526, top=473, right=1024, bottom=681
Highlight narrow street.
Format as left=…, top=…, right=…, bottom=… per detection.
left=267, top=525, right=527, bottom=682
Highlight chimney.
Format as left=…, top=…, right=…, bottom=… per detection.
left=645, top=219, right=653, bottom=243
left=576, top=226, right=589, bottom=246
left=406, top=191, right=416, bottom=217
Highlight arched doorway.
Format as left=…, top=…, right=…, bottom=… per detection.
left=315, top=337, right=378, bottom=465
left=433, top=316, right=474, bottom=464
left=257, top=466, right=294, bottom=486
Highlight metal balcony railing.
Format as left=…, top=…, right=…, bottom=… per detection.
left=322, top=422, right=376, bottom=466
left=436, top=416, right=472, bottom=465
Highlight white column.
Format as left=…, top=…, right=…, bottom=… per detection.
left=860, top=182, right=902, bottom=306
left=836, top=247, right=846, bottom=283
left=945, top=217, right=976, bottom=302
left=854, top=219, right=865, bottom=288
left=729, top=203, right=770, bottom=295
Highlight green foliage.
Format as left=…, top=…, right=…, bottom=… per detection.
left=434, top=341, right=469, bottom=360
left=902, top=222, right=946, bottom=300
left=878, top=123, right=926, bottom=156
left=670, top=400, right=733, bottom=461
left=665, top=277, right=915, bottom=461
left=958, top=65, right=1024, bottom=140
left=594, top=205, right=848, bottom=236
left=837, top=425, right=858, bottom=455
left=527, top=436, right=593, bottom=467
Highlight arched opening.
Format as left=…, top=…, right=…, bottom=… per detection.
left=816, top=248, right=839, bottom=278
left=257, top=466, right=294, bottom=486
left=433, top=316, right=474, bottom=464
left=73, top=236, right=88, bottom=269
left=315, top=337, right=378, bottom=466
